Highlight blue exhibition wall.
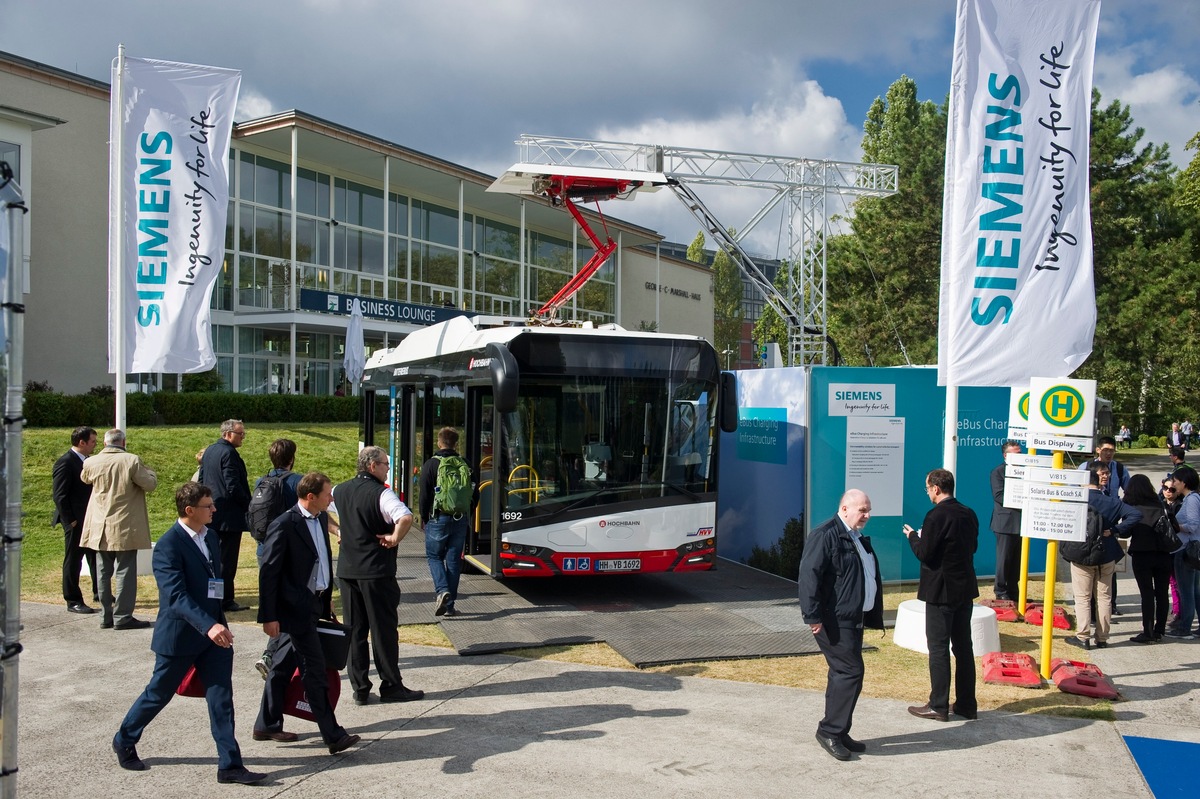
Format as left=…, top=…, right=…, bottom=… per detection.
left=807, top=366, right=1041, bottom=583
left=715, top=367, right=807, bottom=566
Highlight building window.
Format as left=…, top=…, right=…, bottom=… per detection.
left=0, top=140, right=20, bottom=183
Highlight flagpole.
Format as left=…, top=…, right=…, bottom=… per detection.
left=111, top=44, right=127, bottom=430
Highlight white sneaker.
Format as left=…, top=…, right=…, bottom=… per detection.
left=434, top=592, right=451, bottom=617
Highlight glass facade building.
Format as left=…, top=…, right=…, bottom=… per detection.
left=207, top=112, right=656, bottom=395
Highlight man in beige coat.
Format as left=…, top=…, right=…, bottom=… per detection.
left=81, top=429, right=157, bottom=630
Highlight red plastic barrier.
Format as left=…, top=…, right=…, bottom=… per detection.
left=1049, top=658, right=1120, bottom=699
left=982, top=651, right=1042, bottom=688
left=1024, top=603, right=1071, bottom=630
left=980, top=599, right=1020, bottom=622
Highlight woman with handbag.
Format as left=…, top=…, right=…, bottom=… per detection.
left=1123, top=475, right=1177, bottom=643
left=1165, top=467, right=1200, bottom=640
left=1162, top=479, right=1183, bottom=623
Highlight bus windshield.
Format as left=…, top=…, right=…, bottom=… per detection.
left=491, top=373, right=717, bottom=523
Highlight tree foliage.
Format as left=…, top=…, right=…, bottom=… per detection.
left=826, top=76, right=946, bottom=366
left=688, top=231, right=746, bottom=364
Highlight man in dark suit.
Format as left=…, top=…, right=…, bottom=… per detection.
left=904, top=468, right=980, bottom=723
left=255, top=472, right=359, bottom=755
left=797, top=489, right=884, bottom=761
left=1168, top=423, right=1187, bottom=450
left=111, top=482, right=265, bottom=784
left=990, top=441, right=1023, bottom=602
left=52, top=425, right=98, bottom=613
left=200, top=419, right=251, bottom=612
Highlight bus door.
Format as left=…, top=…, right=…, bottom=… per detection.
left=464, top=385, right=500, bottom=576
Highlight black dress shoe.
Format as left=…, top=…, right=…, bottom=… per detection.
left=814, top=732, right=851, bottom=761
left=216, top=766, right=267, bottom=784
left=67, top=602, right=95, bottom=614
left=252, top=729, right=298, bottom=742
left=379, top=685, right=424, bottom=703
left=907, top=704, right=949, bottom=722
left=950, top=703, right=978, bottom=720
left=112, top=739, right=147, bottom=771
left=100, top=619, right=114, bottom=629
left=327, top=733, right=361, bottom=755
left=840, top=734, right=867, bottom=752
left=222, top=601, right=250, bottom=613
left=352, top=691, right=370, bottom=706
left=113, top=618, right=151, bottom=630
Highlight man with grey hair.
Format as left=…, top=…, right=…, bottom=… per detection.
left=81, top=429, right=157, bottom=630
left=798, top=489, right=883, bottom=761
left=333, top=446, right=423, bottom=705
left=200, top=419, right=251, bottom=612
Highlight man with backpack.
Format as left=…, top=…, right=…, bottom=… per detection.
left=418, top=427, right=477, bottom=618
left=1079, top=435, right=1131, bottom=615
left=1062, top=463, right=1142, bottom=651
left=248, top=439, right=302, bottom=678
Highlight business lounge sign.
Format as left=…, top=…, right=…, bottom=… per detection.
left=299, top=289, right=468, bottom=326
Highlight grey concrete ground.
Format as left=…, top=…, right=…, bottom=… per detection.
left=14, top=593, right=1196, bottom=799
left=12, top=453, right=1191, bottom=798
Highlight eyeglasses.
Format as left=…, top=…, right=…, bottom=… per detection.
left=1098, top=448, right=1116, bottom=455
left=1163, top=487, right=1176, bottom=493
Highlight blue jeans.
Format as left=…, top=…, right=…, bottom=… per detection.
left=1173, top=551, right=1200, bottom=633
left=425, top=514, right=469, bottom=609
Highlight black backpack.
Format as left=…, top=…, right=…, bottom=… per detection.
left=1060, top=507, right=1107, bottom=566
left=247, top=471, right=292, bottom=542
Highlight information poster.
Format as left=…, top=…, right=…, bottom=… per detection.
left=845, top=417, right=905, bottom=516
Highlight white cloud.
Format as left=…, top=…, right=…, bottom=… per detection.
left=586, top=75, right=863, bottom=249
left=1095, top=50, right=1200, bottom=165
left=235, top=86, right=277, bottom=122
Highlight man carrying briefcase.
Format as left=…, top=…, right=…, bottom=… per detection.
left=255, top=472, right=359, bottom=755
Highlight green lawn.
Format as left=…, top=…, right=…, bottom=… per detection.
left=21, top=422, right=363, bottom=602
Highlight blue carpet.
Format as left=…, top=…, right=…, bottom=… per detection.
left=1124, top=735, right=1200, bottom=797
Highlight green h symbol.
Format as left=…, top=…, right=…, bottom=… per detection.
left=1049, top=393, right=1075, bottom=419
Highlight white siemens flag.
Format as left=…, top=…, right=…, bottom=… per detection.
left=937, top=0, right=1100, bottom=387
left=108, top=56, right=240, bottom=373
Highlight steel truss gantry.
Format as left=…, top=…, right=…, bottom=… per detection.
left=514, top=135, right=899, bottom=365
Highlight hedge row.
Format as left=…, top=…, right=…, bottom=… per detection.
left=24, top=392, right=361, bottom=427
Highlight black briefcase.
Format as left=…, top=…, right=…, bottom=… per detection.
left=316, top=618, right=350, bottom=670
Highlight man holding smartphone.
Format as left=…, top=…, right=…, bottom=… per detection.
left=903, top=468, right=979, bottom=723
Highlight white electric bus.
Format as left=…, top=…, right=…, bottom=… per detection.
left=360, top=315, right=738, bottom=578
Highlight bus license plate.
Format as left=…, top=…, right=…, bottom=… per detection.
left=597, top=558, right=640, bottom=572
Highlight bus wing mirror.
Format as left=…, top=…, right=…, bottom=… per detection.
left=487, top=343, right=520, bottom=413
left=719, top=372, right=738, bottom=433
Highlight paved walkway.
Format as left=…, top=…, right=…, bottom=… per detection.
left=14, top=592, right=1197, bottom=799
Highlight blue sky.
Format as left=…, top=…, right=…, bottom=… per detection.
left=2, top=0, right=1195, bottom=249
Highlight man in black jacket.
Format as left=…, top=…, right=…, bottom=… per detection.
left=255, top=472, right=359, bottom=755
left=200, top=419, right=251, bottom=612
left=334, top=446, right=423, bottom=705
left=990, top=441, right=1023, bottom=602
left=904, top=468, right=979, bottom=722
left=52, top=425, right=98, bottom=613
left=798, top=489, right=883, bottom=761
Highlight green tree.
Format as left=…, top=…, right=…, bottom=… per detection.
left=712, top=235, right=745, bottom=364
left=752, top=259, right=792, bottom=362
left=825, top=75, right=946, bottom=366
left=1180, top=130, right=1200, bottom=213
left=1073, top=91, right=1191, bottom=431
left=686, top=231, right=707, bottom=264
